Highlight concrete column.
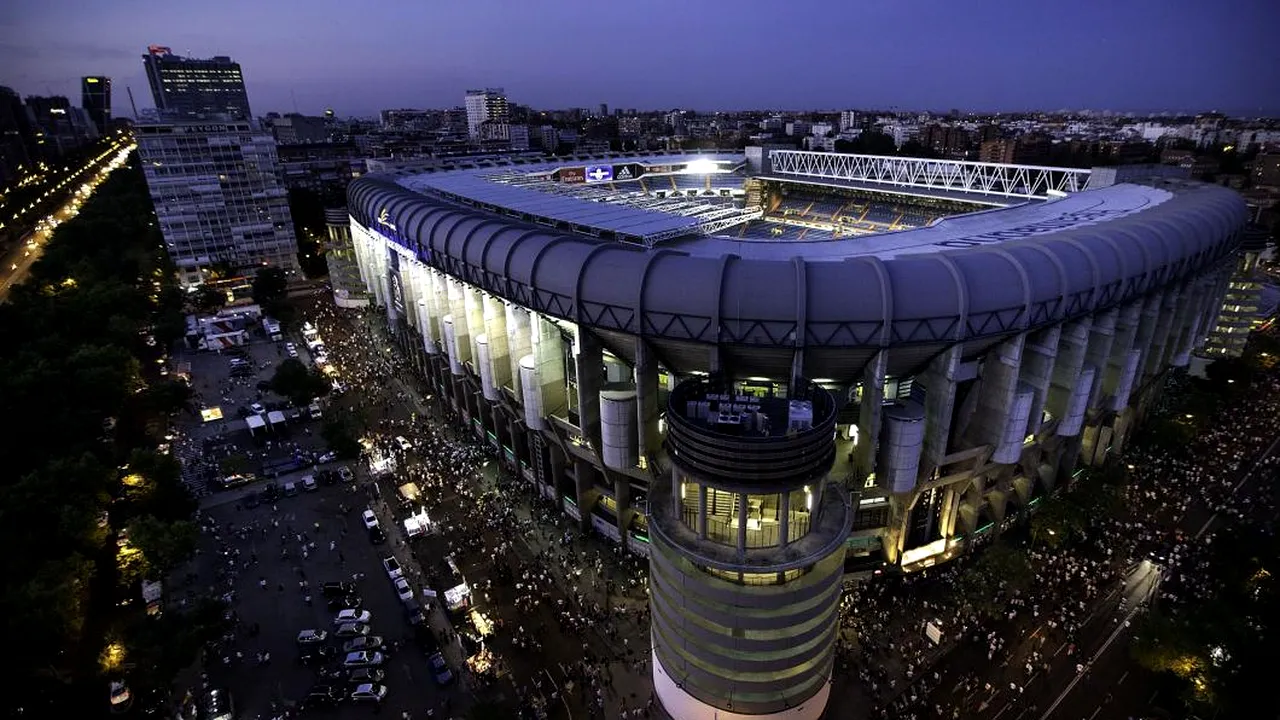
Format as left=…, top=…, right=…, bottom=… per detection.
left=506, top=306, right=533, bottom=398
left=1130, top=291, right=1164, bottom=383
left=548, top=441, right=567, bottom=503
left=1019, top=326, right=1061, bottom=437
left=779, top=491, right=791, bottom=547
left=855, top=351, right=888, bottom=482
left=534, top=316, right=568, bottom=419
left=1046, top=319, right=1090, bottom=420
left=573, top=460, right=594, bottom=532
left=969, top=335, right=1025, bottom=453
left=576, top=329, right=604, bottom=451
left=1171, top=279, right=1211, bottom=367
left=634, top=339, right=662, bottom=461
left=614, top=474, right=632, bottom=549
left=481, top=294, right=511, bottom=400
left=1083, top=309, right=1116, bottom=411
left=697, top=483, right=708, bottom=539
left=1143, top=289, right=1181, bottom=381
left=445, top=279, right=472, bottom=367
left=464, top=286, right=485, bottom=372
left=918, top=346, right=961, bottom=480
left=508, top=414, right=525, bottom=472
left=737, top=492, right=748, bottom=553
left=1102, top=301, right=1141, bottom=408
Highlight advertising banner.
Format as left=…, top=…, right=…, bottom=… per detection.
left=558, top=167, right=586, bottom=184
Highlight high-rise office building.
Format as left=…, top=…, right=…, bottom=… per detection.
left=0, top=86, right=38, bottom=187
left=81, top=76, right=111, bottom=134
left=464, top=88, right=509, bottom=139
left=136, top=119, right=298, bottom=286
left=142, top=45, right=252, bottom=120
left=25, top=95, right=98, bottom=156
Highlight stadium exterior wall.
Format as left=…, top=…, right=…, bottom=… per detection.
left=344, top=169, right=1247, bottom=572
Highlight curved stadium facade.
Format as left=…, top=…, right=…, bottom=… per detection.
left=346, top=149, right=1247, bottom=719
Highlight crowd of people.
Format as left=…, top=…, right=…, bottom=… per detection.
left=833, top=359, right=1280, bottom=719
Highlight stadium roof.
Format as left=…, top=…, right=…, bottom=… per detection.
left=397, top=153, right=744, bottom=244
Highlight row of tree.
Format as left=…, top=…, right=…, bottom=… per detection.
left=0, top=152, right=210, bottom=714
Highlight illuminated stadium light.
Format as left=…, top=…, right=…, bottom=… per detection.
left=683, top=158, right=719, bottom=174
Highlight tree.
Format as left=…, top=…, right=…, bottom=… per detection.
left=270, top=358, right=331, bottom=406
left=321, top=412, right=362, bottom=460
left=124, top=515, right=197, bottom=580
left=251, top=266, right=288, bottom=314
left=191, top=285, right=227, bottom=313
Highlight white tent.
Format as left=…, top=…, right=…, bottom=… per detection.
left=245, top=414, right=267, bottom=435
left=267, top=410, right=287, bottom=426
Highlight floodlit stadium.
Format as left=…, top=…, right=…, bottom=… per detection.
left=347, top=149, right=1248, bottom=719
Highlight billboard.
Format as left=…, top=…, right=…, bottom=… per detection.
left=584, top=165, right=614, bottom=183
left=387, top=248, right=406, bottom=323
left=645, top=164, right=674, bottom=175
left=612, top=163, right=642, bottom=182
left=558, top=167, right=585, bottom=184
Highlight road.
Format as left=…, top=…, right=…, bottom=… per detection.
left=0, top=142, right=134, bottom=301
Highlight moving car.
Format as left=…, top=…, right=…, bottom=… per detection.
left=361, top=510, right=379, bottom=530
left=393, top=576, right=414, bottom=603
left=250, top=402, right=266, bottom=415
left=395, top=436, right=413, bottom=451
left=349, top=683, right=388, bottom=704
left=333, top=609, right=372, bottom=626
left=382, top=556, right=402, bottom=579
left=342, top=651, right=386, bottom=668
left=428, top=652, right=454, bottom=685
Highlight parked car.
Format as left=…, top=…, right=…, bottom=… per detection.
left=302, top=475, right=317, bottom=492
left=250, top=402, right=266, bottom=415
left=342, top=651, right=385, bottom=668
left=295, top=629, right=329, bottom=646
left=334, top=622, right=371, bottom=639
left=342, top=635, right=384, bottom=653
left=327, top=594, right=361, bottom=612
left=382, top=556, right=402, bottom=580
left=300, top=685, right=341, bottom=709
left=333, top=609, right=372, bottom=626
left=368, top=527, right=387, bottom=545
left=349, top=683, right=388, bottom=704
left=346, top=668, right=385, bottom=685
left=361, top=510, right=379, bottom=530
left=338, top=467, right=355, bottom=483
left=316, top=450, right=336, bottom=463
left=403, top=598, right=426, bottom=626
left=322, top=581, right=357, bottom=598
left=428, top=652, right=454, bottom=685
left=298, top=645, right=337, bottom=666
left=393, top=576, right=413, bottom=603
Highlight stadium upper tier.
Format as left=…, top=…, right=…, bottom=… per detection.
left=349, top=152, right=1247, bottom=376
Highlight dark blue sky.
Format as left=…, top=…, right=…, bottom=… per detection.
left=4, top=0, right=1278, bottom=117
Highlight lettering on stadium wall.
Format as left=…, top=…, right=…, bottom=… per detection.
left=933, top=209, right=1129, bottom=249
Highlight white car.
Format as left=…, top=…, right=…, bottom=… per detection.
left=394, top=436, right=413, bottom=452
left=342, top=651, right=385, bottom=668
left=393, top=576, right=413, bottom=602
left=333, top=609, right=372, bottom=626
left=250, top=402, right=265, bottom=414
left=382, top=556, right=402, bottom=580
left=361, top=510, right=379, bottom=530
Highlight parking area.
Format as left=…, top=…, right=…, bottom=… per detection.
left=194, top=467, right=465, bottom=718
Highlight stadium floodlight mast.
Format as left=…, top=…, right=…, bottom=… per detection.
left=683, top=158, right=720, bottom=174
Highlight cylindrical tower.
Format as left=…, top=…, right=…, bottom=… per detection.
left=649, top=377, right=851, bottom=720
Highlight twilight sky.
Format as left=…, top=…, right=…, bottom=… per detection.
left=3, top=0, right=1278, bottom=117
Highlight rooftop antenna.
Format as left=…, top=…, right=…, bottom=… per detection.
left=127, top=86, right=139, bottom=119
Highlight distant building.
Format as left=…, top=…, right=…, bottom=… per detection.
left=276, top=143, right=364, bottom=192
left=25, top=95, right=98, bottom=156
left=979, top=136, right=1051, bottom=165
left=80, top=76, right=111, bottom=134
left=465, top=88, right=509, bottom=140
left=323, top=207, right=369, bottom=308
left=508, top=125, right=531, bottom=152
left=142, top=45, right=251, bottom=120
left=839, top=110, right=860, bottom=131
left=136, top=118, right=298, bottom=286
left=0, top=86, right=38, bottom=186
left=272, top=114, right=328, bottom=144
left=1202, top=228, right=1269, bottom=359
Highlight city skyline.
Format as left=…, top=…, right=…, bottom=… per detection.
left=4, top=0, right=1279, bottom=117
